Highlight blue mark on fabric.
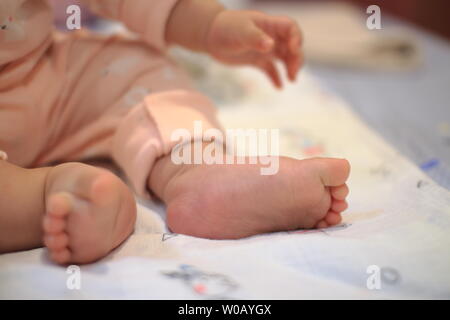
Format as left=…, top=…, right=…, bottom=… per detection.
left=420, top=158, right=440, bottom=171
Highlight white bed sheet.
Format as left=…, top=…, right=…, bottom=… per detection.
left=1, top=69, right=449, bottom=299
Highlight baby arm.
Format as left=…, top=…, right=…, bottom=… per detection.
left=84, top=0, right=303, bottom=88
left=166, top=1, right=304, bottom=87
left=165, top=0, right=225, bottom=52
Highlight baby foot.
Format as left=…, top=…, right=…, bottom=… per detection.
left=162, top=157, right=350, bottom=239
left=43, top=163, right=136, bottom=264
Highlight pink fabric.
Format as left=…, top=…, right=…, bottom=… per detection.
left=113, top=91, right=219, bottom=195
left=0, top=0, right=222, bottom=198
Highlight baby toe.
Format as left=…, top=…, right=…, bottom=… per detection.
left=43, top=215, right=66, bottom=234
left=331, top=199, right=348, bottom=213
left=325, top=211, right=342, bottom=226
left=50, top=248, right=71, bottom=265
left=316, top=220, right=328, bottom=229
left=331, top=184, right=349, bottom=201
left=47, top=193, right=73, bottom=218
left=315, top=158, right=351, bottom=187
left=44, top=233, right=69, bottom=251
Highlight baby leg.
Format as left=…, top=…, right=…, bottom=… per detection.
left=0, top=34, right=148, bottom=264
left=0, top=160, right=136, bottom=264
left=0, top=160, right=50, bottom=252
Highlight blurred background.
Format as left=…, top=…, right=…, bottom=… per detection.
left=51, top=0, right=450, bottom=40
left=257, top=0, right=450, bottom=40
left=51, top=0, right=450, bottom=190
left=354, top=0, right=450, bottom=40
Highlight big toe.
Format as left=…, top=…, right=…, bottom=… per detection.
left=314, top=158, right=350, bottom=187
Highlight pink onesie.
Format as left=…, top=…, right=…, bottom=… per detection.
left=0, top=0, right=221, bottom=197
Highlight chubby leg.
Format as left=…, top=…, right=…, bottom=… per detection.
left=149, top=143, right=350, bottom=239
left=0, top=160, right=50, bottom=252
left=0, top=161, right=136, bottom=264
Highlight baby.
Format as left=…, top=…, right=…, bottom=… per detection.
left=0, top=0, right=350, bottom=264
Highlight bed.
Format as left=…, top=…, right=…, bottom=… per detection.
left=1, top=61, right=449, bottom=299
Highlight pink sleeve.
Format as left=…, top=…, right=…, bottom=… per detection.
left=111, top=90, right=222, bottom=198
left=83, top=0, right=179, bottom=50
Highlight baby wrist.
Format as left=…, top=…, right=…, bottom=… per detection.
left=166, top=0, right=226, bottom=52
left=200, top=4, right=226, bottom=52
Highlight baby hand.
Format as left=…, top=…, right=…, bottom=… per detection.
left=205, top=10, right=303, bottom=88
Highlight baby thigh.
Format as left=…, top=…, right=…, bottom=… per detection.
left=37, top=36, right=198, bottom=165
left=79, top=38, right=195, bottom=111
